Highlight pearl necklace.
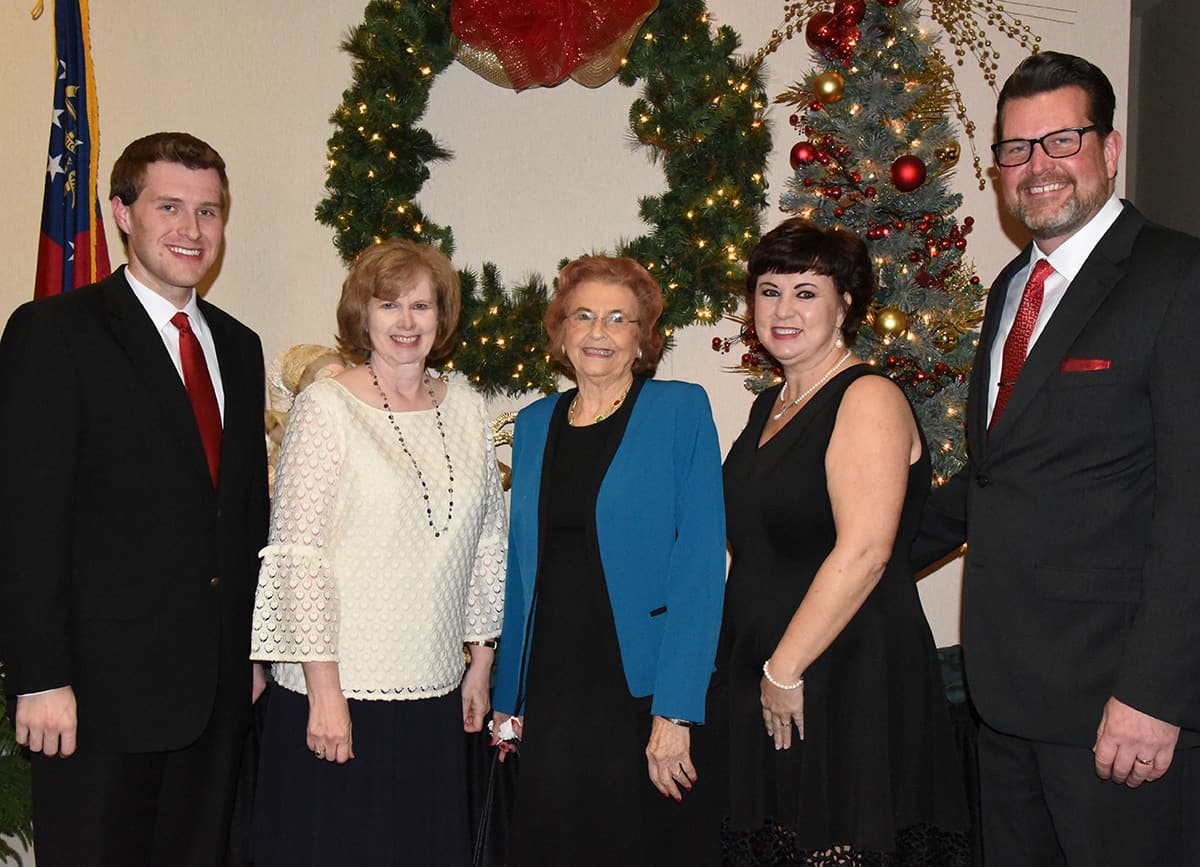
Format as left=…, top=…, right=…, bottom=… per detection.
left=367, top=361, right=454, bottom=538
left=569, top=379, right=634, bottom=426
left=772, top=349, right=853, bottom=421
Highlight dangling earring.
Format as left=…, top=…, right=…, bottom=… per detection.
left=835, top=333, right=845, bottom=349
left=637, top=347, right=644, bottom=360
left=561, top=342, right=566, bottom=355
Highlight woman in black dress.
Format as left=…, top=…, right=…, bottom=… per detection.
left=713, top=219, right=969, bottom=865
left=491, top=256, right=727, bottom=866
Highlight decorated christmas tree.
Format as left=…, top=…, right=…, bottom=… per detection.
left=718, top=0, right=1035, bottom=484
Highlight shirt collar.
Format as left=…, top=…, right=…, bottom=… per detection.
left=123, top=269, right=203, bottom=333
left=1032, top=194, right=1124, bottom=281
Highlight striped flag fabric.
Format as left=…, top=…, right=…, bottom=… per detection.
left=34, top=0, right=111, bottom=298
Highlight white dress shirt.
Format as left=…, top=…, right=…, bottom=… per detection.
left=986, top=195, right=1124, bottom=420
left=125, top=269, right=226, bottom=421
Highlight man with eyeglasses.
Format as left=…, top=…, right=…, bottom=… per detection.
left=916, top=51, right=1200, bottom=866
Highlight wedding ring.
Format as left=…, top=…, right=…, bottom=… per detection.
left=1135, top=757, right=1153, bottom=766
left=314, top=749, right=324, bottom=759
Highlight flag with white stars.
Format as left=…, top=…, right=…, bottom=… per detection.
left=34, top=0, right=110, bottom=298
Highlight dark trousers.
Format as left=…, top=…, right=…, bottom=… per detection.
left=29, top=682, right=249, bottom=867
left=977, top=721, right=1199, bottom=867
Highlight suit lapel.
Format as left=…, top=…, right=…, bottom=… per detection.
left=101, top=268, right=217, bottom=494
left=987, top=206, right=1144, bottom=442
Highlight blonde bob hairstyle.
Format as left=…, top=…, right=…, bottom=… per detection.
left=335, top=239, right=461, bottom=365
left=544, top=256, right=665, bottom=378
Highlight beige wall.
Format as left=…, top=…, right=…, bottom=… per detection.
left=0, top=1, right=1129, bottom=667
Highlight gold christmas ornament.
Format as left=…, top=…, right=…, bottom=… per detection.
left=935, top=141, right=961, bottom=167
left=813, top=70, right=845, bottom=104
left=932, top=322, right=959, bottom=352
left=872, top=306, right=909, bottom=338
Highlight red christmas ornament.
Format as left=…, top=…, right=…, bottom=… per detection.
left=864, top=186, right=876, bottom=197
left=834, top=0, right=867, bottom=25
left=805, top=11, right=839, bottom=52
left=890, top=154, right=927, bottom=192
left=788, top=113, right=800, bottom=126
left=789, top=140, right=818, bottom=169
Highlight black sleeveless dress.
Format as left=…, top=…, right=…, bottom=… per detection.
left=713, top=366, right=969, bottom=866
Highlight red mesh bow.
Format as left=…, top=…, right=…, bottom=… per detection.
left=451, top=0, right=658, bottom=90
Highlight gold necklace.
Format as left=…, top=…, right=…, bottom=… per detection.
left=569, top=379, right=634, bottom=426
left=772, top=349, right=853, bottom=421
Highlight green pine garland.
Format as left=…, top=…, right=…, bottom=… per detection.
left=0, top=669, right=33, bottom=865
left=317, top=0, right=771, bottom=395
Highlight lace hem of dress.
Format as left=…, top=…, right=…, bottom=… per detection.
left=721, top=819, right=970, bottom=867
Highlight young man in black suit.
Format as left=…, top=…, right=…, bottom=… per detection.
left=916, top=52, right=1200, bottom=866
left=0, top=132, right=269, bottom=866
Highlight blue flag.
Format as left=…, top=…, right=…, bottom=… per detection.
left=34, top=0, right=110, bottom=298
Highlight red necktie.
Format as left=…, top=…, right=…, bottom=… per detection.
left=990, top=259, right=1054, bottom=430
left=171, top=312, right=222, bottom=485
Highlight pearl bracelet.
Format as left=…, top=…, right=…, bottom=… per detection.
left=762, top=659, right=804, bottom=690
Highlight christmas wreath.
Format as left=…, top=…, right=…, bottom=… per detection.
left=316, top=0, right=771, bottom=395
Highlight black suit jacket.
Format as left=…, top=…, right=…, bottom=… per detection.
left=916, top=204, right=1200, bottom=747
left=0, top=267, right=269, bottom=752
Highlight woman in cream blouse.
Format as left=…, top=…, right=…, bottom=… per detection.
left=250, top=239, right=506, bottom=866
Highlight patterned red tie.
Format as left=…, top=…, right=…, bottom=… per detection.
left=171, top=312, right=222, bottom=485
left=990, top=258, right=1054, bottom=430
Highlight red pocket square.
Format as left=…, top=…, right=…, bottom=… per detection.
left=1059, top=357, right=1112, bottom=372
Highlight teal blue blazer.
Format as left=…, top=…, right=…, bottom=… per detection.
left=492, top=379, right=726, bottom=723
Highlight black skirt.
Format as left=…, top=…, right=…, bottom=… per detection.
left=253, top=683, right=471, bottom=867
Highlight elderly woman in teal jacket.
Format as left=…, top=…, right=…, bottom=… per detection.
left=491, top=256, right=726, bottom=867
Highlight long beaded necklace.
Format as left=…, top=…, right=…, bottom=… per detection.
left=568, top=378, right=634, bottom=426
left=367, top=360, right=454, bottom=538
left=772, top=349, right=853, bottom=421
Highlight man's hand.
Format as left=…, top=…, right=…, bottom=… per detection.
left=1093, top=696, right=1180, bottom=787
left=15, top=686, right=78, bottom=757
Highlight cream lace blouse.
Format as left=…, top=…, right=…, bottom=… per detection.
left=250, top=378, right=507, bottom=700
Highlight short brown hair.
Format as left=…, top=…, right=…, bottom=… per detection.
left=335, top=239, right=461, bottom=365
left=110, top=132, right=229, bottom=208
left=744, top=218, right=874, bottom=345
left=545, top=256, right=665, bottom=378
left=997, top=51, right=1115, bottom=138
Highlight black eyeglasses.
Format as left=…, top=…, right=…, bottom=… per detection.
left=991, top=125, right=1102, bottom=167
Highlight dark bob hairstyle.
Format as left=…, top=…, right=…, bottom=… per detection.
left=744, top=218, right=874, bottom=345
